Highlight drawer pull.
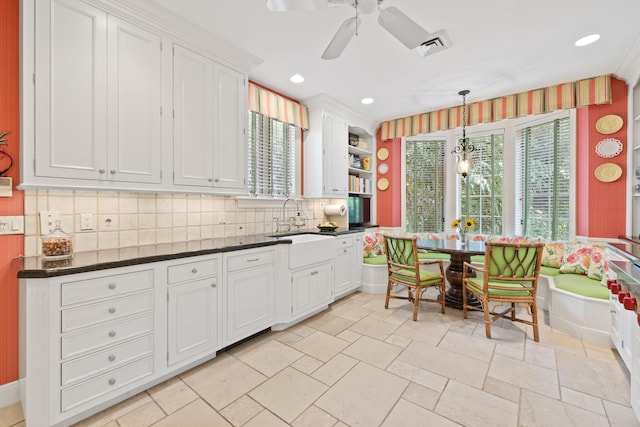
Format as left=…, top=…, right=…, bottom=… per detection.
left=247, top=258, right=259, bottom=262
left=108, top=330, right=116, bottom=338
left=108, top=378, right=116, bottom=385
left=108, top=283, right=116, bottom=290
left=108, top=354, right=116, bottom=362
left=108, top=307, right=116, bottom=314
left=191, top=268, right=198, bottom=274
left=311, top=271, right=318, bottom=276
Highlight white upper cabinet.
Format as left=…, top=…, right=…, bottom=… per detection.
left=34, top=0, right=162, bottom=184
left=173, top=44, right=247, bottom=193
left=173, top=45, right=215, bottom=187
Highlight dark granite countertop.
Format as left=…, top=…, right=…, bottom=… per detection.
left=14, top=230, right=365, bottom=279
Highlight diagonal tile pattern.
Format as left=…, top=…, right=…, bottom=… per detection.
left=3, top=292, right=640, bottom=427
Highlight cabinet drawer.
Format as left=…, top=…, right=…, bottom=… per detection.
left=226, top=249, right=275, bottom=272
left=167, top=258, right=218, bottom=284
left=61, top=356, right=154, bottom=412
left=61, top=269, right=154, bottom=307
left=61, top=334, right=153, bottom=387
left=61, top=313, right=154, bottom=360
left=61, top=291, right=154, bottom=333
left=335, top=235, right=353, bottom=248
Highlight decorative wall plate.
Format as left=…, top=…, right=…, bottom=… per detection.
left=594, top=163, right=622, bottom=182
left=377, top=163, right=389, bottom=175
left=377, top=177, right=389, bottom=190
left=377, top=147, right=389, bottom=160
left=595, top=114, right=623, bottom=134
left=595, top=138, right=623, bottom=158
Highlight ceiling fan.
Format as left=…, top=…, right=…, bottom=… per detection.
left=266, top=0, right=443, bottom=60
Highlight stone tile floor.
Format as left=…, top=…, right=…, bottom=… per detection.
left=2, top=291, right=639, bottom=426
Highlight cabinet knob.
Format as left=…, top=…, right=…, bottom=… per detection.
left=108, top=354, right=116, bottom=362
left=108, top=283, right=116, bottom=290
left=208, top=178, right=213, bottom=182
left=211, top=282, right=217, bottom=288
left=191, top=268, right=198, bottom=274
left=99, top=169, right=106, bottom=174
left=108, top=307, right=116, bottom=314
left=311, top=271, right=318, bottom=276
left=108, top=330, right=116, bottom=338
left=110, top=170, right=116, bottom=174
left=343, top=249, right=348, bottom=253
left=214, top=178, right=220, bottom=182
left=108, top=378, right=116, bottom=386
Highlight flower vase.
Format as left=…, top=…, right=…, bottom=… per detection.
left=459, top=230, right=467, bottom=246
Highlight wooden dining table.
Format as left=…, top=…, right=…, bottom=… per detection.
left=417, top=239, right=486, bottom=309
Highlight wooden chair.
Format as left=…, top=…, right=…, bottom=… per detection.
left=462, top=242, right=544, bottom=341
left=383, top=236, right=446, bottom=320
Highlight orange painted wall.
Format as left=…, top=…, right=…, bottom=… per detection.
left=375, top=130, right=402, bottom=227
left=0, top=0, right=22, bottom=386
left=576, top=77, right=627, bottom=238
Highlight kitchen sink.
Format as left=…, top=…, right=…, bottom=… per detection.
left=272, top=233, right=335, bottom=269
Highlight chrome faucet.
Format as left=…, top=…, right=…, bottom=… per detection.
left=277, top=197, right=297, bottom=233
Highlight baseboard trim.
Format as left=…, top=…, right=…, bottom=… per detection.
left=0, top=381, right=20, bottom=408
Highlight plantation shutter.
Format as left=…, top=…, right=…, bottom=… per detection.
left=517, top=117, right=570, bottom=240
left=247, top=111, right=296, bottom=197
left=460, top=133, right=504, bottom=235
left=405, top=140, right=445, bottom=233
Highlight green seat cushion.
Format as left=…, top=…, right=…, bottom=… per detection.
left=466, top=278, right=532, bottom=296
left=418, top=251, right=451, bottom=261
left=553, top=274, right=609, bottom=300
left=539, top=266, right=561, bottom=277
left=470, top=255, right=485, bottom=263
left=391, top=268, right=441, bottom=285
left=363, top=254, right=387, bottom=265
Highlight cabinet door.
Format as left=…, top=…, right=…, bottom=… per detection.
left=107, top=17, right=162, bottom=183
left=322, top=112, right=348, bottom=197
left=334, top=246, right=354, bottom=295
left=212, top=63, right=247, bottom=191
left=291, top=262, right=334, bottom=317
left=35, top=0, right=108, bottom=180
left=173, top=45, right=215, bottom=187
left=225, top=265, right=275, bottom=344
left=167, top=277, right=220, bottom=365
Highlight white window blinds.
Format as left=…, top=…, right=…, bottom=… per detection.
left=247, top=111, right=296, bottom=197
left=516, top=117, right=570, bottom=240
left=405, top=139, right=446, bottom=233
left=460, top=133, right=504, bottom=235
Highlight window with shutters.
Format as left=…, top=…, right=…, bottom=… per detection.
left=516, top=116, right=570, bottom=240
left=460, top=132, right=504, bottom=235
left=405, top=139, right=446, bottom=233
left=247, top=111, right=296, bottom=197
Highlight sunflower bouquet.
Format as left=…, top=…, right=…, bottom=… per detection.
left=451, top=218, right=476, bottom=242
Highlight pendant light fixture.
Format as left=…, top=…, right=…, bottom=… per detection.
left=452, top=89, right=475, bottom=178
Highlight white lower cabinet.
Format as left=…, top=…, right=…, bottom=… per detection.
left=632, top=319, right=640, bottom=418
left=291, top=261, right=334, bottom=318
left=334, top=233, right=362, bottom=298
left=224, top=248, right=275, bottom=345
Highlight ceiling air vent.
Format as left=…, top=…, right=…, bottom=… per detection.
left=416, top=30, right=451, bottom=57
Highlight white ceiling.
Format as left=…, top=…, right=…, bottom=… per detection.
left=149, top=0, right=640, bottom=125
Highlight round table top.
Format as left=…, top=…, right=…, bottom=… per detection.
left=417, top=239, right=485, bottom=255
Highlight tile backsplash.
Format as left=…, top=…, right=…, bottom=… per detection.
left=23, top=190, right=334, bottom=257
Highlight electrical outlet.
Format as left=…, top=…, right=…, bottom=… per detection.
left=39, top=211, right=60, bottom=234
left=80, top=213, right=94, bottom=231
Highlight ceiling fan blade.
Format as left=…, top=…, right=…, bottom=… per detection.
left=378, top=6, right=430, bottom=49
left=266, top=0, right=329, bottom=12
left=321, top=17, right=359, bottom=60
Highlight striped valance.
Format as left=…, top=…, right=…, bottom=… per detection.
left=248, top=81, right=309, bottom=129
left=380, top=74, right=612, bottom=140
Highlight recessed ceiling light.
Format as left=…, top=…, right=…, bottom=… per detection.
left=290, top=74, right=305, bottom=83
left=361, top=97, right=374, bottom=105
left=575, top=34, right=600, bottom=47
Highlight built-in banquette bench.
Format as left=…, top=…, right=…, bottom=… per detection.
left=361, top=232, right=616, bottom=347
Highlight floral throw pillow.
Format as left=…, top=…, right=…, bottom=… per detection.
left=363, top=232, right=385, bottom=258
left=559, top=243, right=591, bottom=275
left=588, top=246, right=610, bottom=285
left=541, top=242, right=565, bottom=268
